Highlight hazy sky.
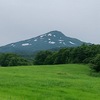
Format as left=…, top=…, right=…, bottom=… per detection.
left=0, top=0, right=100, bottom=46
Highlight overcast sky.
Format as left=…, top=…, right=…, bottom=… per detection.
left=0, top=0, right=100, bottom=46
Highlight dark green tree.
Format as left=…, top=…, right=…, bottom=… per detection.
left=44, top=52, right=57, bottom=65
left=0, top=53, right=30, bottom=67
left=34, top=51, right=52, bottom=65
left=91, top=54, right=100, bottom=72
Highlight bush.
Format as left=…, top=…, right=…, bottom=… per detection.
left=0, top=53, right=30, bottom=67
left=91, top=54, right=100, bottom=72
left=34, top=51, right=52, bottom=65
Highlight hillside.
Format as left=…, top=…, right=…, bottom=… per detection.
left=0, top=64, right=100, bottom=100
left=0, top=31, right=87, bottom=54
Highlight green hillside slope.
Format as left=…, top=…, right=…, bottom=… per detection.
left=0, top=64, right=100, bottom=100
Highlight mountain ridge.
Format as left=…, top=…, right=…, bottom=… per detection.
left=0, top=31, right=89, bottom=54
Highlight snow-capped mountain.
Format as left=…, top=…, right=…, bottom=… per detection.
left=0, top=31, right=88, bottom=54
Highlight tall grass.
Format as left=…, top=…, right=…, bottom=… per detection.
left=0, top=64, right=100, bottom=100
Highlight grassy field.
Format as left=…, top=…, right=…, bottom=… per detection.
left=0, top=64, right=100, bottom=100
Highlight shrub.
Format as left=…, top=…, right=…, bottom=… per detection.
left=91, top=54, right=100, bottom=72
left=0, top=53, right=30, bottom=67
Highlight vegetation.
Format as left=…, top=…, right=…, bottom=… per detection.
left=0, top=44, right=100, bottom=99
left=34, top=51, right=52, bottom=65
left=0, top=44, right=100, bottom=72
left=0, top=53, right=30, bottom=66
left=0, top=64, right=100, bottom=100
left=91, top=54, right=100, bottom=72
left=34, top=44, right=100, bottom=72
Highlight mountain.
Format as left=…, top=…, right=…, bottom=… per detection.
left=0, top=31, right=89, bottom=55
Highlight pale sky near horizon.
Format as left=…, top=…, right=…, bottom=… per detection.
left=0, top=0, right=100, bottom=46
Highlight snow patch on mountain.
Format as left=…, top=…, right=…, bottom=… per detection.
left=22, top=43, right=31, bottom=46
left=63, top=42, right=66, bottom=45
left=53, top=35, right=56, bottom=37
left=59, top=40, right=64, bottom=42
left=48, top=38, right=51, bottom=40
left=48, top=34, right=52, bottom=36
left=69, top=41, right=75, bottom=45
left=34, top=39, right=37, bottom=41
left=59, top=42, right=62, bottom=44
left=40, top=35, right=44, bottom=38
left=11, top=44, right=15, bottom=47
left=48, top=41, right=55, bottom=44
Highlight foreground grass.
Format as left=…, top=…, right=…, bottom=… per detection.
left=0, top=64, right=100, bottom=100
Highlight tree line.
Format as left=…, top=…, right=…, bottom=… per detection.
left=0, top=44, right=100, bottom=72
left=0, top=53, right=31, bottom=67
left=34, top=44, right=100, bottom=72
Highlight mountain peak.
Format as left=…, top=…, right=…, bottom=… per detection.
left=45, top=30, right=65, bottom=36
left=0, top=31, right=87, bottom=54
left=47, top=30, right=63, bottom=34
left=37, top=30, right=66, bottom=40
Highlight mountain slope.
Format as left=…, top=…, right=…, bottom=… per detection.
left=0, top=31, right=87, bottom=54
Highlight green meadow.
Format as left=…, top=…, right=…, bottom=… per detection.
left=0, top=64, right=100, bottom=100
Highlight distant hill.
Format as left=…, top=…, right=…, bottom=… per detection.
left=0, top=31, right=89, bottom=55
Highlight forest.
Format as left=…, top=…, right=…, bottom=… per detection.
left=34, top=44, right=100, bottom=72
left=0, top=44, right=100, bottom=72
